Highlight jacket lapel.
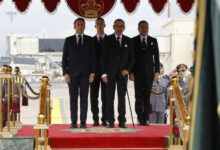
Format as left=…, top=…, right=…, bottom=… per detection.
left=73, top=35, right=77, bottom=45
left=147, top=35, right=151, bottom=49
left=121, top=35, right=126, bottom=48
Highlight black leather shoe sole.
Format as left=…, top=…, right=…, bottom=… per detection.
left=102, top=122, right=107, bottom=126
left=93, top=122, right=99, bottom=126
left=119, top=124, right=127, bottom=128
left=107, top=124, right=114, bottom=128
left=80, top=124, right=87, bottom=128
left=70, top=124, right=77, bottom=128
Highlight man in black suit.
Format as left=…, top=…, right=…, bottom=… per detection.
left=100, top=19, right=134, bottom=128
left=90, top=17, right=107, bottom=126
left=129, top=20, right=160, bottom=126
left=62, top=18, right=96, bottom=129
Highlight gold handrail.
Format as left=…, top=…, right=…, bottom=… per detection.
left=169, top=77, right=192, bottom=150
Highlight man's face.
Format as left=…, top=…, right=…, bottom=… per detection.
left=160, top=67, right=165, bottom=75
left=74, top=20, right=85, bottom=34
left=179, top=67, right=187, bottom=77
left=95, top=19, right=105, bottom=33
left=138, top=22, right=149, bottom=36
left=113, top=20, right=125, bottom=36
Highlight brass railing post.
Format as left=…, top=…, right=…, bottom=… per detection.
left=34, top=76, right=51, bottom=150
left=169, top=78, right=176, bottom=146
left=0, top=65, right=14, bottom=138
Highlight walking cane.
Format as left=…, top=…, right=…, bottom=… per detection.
left=124, top=75, right=135, bottom=128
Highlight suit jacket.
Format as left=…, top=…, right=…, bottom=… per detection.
left=100, top=34, right=135, bottom=79
left=132, top=35, right=160, bottom=77
left=62, top=34, right=96, bottom=78
left=93, top=35, right=107, bottom=75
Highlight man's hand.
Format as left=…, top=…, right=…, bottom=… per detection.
left=154, top=72, right=160, bottom=81
left=89, top=74, right=95, bottom=83
left=129, top=73, right=134, bottom=81
left=169, top=69, right=177, bottom=77
left=64, top=74, right=71, bottom=83
left=102, top=76, right=108, bottom=83
left=122, top=69, right=129, bottom=76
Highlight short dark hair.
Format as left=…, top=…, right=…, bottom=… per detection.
left=96, top=17, right=104, bottom=22
left=114, top=19, right=125, bottom=25
left=74, top=18, right=85, bottom=25
left=138, top=20, right=148, bottom=28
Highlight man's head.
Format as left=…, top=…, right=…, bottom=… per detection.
left=74, top=18, right=85, bottom=34
left=176, top=64, right=188, bottom=77
left=160, top=63, right=165, bottom=75
left=138, top=20, right=149, bottom=37
left=95, top=17, right=105, bottom=35
left=113, top=19, right=125, bottom=36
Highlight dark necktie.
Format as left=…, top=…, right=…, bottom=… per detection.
left=142, top=37, right=147, bottom=49
left=116, top=36, right=120, bottom=48
left=78, top=35, right=82, bottom=46
left=99, top=36, right=103, bottom=45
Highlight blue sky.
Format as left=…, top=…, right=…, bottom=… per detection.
left=0, top=0, right=196, bottom=56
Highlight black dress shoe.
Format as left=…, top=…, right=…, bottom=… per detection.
left=107, top=123, right=114, bottom=128
left=102, top=122, right=107, bottom=126
left=80, top=123, right=87, bottom=128
left=93, top=122, right=99, bottom=126
left=138, top=121, right=146, bottom=126
left=119, top=124, right=127, bottom=128
left=145, top=121, right=150, bottom=126
left=70, top=123, right=77, bottom=128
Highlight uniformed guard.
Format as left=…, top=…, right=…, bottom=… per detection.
left=150, top=63, right=169, bottom=124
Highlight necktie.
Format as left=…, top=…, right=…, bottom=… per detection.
left=116, top=36, right=120, bottom=48
left=99, top=36, right=103, bottom=45
left=78, top=35, right=82, bottom=46
left=142, top=37, right=147, bottom=49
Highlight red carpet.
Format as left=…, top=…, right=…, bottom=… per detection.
left=15, top=125, right=35, bottom=137
left=52, top=148, right=167, bottom=150
left=49, top=124, right=169, bottom=148
left=15, top=124, right=169, bottom=149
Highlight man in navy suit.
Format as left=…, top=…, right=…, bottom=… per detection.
left=62, top=18, right=96, bottom=128
left=100, top=19, right=135, bottom=128
left=90, top=17, right=107, bottom=126
left=129, top=20, right=160, bottom=126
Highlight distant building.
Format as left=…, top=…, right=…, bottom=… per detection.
left=6, top=34, right=64, bottom=56
left=156, top=19, right=194, bottom=74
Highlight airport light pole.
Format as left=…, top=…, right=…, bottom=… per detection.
left=6, top=11, right=17, bottom=34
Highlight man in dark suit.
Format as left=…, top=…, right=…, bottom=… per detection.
left=100, top=19, right=135, bottom=128
left=90, top=17, right=107, bottom=126
left=62, top=18, right=96, bottom=129
left=129, top=20, right=160, bottom=126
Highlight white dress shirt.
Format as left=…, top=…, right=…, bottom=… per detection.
left=76, top=33, right=83, bottom=45
left=97, top=34, right=105, bottom=41
left=115, top=34, right=122, bottom=46
left=140, top=35, right=148, bottom=46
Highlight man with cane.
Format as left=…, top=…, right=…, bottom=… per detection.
left=100, top=19, right=135, bottom=128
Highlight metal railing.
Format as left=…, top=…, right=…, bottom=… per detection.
left=0, top=65, right=51, bottom=150
left=151, top=71, right=193, bottom=150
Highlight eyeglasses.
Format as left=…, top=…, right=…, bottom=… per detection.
left=114, top=25, right=125, bottom=28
